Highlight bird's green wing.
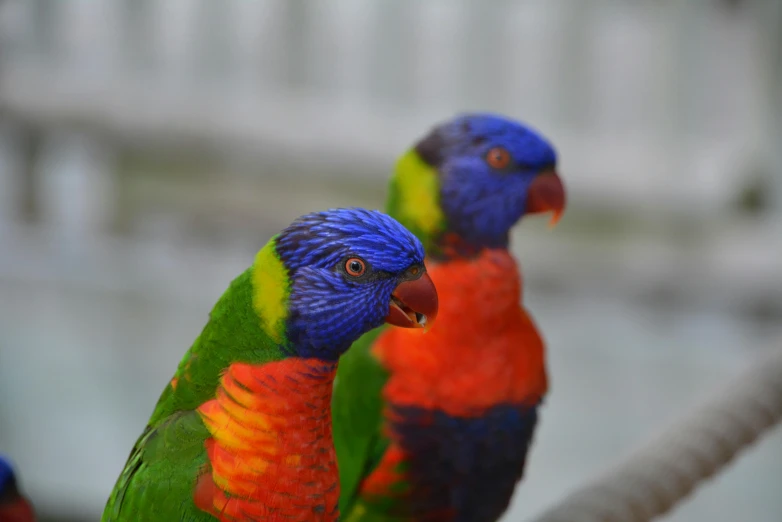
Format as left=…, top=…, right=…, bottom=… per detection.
left=333, top=327, right=391, bottom=515
left=101, top=410, right=213, bottom=522
left=103, top=266, right=287, bottom=522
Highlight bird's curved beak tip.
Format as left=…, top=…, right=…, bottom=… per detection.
left=526, top=170, right=566, bottom=228
left=385, top=272, right=438, bottom=331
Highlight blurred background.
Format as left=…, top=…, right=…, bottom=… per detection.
left=0, top=0, right=781, bottom=521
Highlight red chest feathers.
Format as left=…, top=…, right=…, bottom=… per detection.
left=195, top=359, right=340, bottom=521
left=373, top=249, right=548, bottom=417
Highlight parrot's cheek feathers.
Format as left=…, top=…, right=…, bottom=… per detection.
left=385, top=272, right=438, bottom=330
left=526, top=170, right=566, bottom=226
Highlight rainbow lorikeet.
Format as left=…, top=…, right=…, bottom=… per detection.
left=0, top=455, right=36, bottom=522
left=333, top=114, right=566, bottom=522
left=101, top=208, right=438, bottom=522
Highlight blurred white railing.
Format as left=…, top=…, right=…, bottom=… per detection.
left=0, top=0, right=780, bottom=235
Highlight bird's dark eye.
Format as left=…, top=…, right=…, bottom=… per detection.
left=406, top=265, right=423, bottom=279
left=486, top=147, right=511, bottom=169
left=345, top=257, right=366, bottom=277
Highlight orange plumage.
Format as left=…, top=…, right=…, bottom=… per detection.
left=195, top=359, right=339, bottom=521
left=352, top=248, right=548, bottom=520
left=374, top=248, right=547, bottom=416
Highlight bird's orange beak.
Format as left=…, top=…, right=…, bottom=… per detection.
left=526, top=170, right=566, bottom=227
left=385, top=272, right=438, bottom=330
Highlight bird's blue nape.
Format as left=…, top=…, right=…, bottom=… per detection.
left=275, top=208, right=425, bottom=360
left=426, top=113, right=557, bottom=169
left=416, top=113, right=558, bottom=251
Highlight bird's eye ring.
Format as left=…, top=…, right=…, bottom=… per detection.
left=486, top=147, right=511, bottom=169
left=345, top=257, right=366, bottom=277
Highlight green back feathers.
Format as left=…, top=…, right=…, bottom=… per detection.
left=103, top=236, right=297, bottom=521
left=103, top=412, right=212, bottom=522
left=332, top=327, right=391, bottom=516
left=386, top=150, right=444, bottom=253
left=149, top=236, right=293, bottom=425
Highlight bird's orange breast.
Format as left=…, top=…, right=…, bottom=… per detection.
left=374, top=248, right=548, bottom=417
left=195, top=358, right=340, bottom=521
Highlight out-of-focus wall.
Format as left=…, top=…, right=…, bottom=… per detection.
left=0, top=1, right=781, bottom=521
left=0, top=1, right=780, bottom=208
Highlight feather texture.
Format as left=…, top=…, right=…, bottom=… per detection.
left=102, top=208, right=429, bottom=522
left=337, top=250, right=546, bottom=522
left=334, top=114, right=563, bottom=522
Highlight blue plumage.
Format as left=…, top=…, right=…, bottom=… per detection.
left=0, top=455, right=14, bottom=493
left=277, top=208, right=425, bottom=274
left=389, top=404, right=539, bottom=522
left=416, top=113, right=558, bottom=249
left=276, top=208, right=426, bottom=360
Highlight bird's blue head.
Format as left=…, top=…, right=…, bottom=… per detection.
left=253, top=208, right=438, bottom=361
left=388, top=113, right=566, bottom=256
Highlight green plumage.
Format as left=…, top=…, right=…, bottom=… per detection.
left=102, top=267, right=285, bottom=522
left=332, top=328, right=390, bottom=517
